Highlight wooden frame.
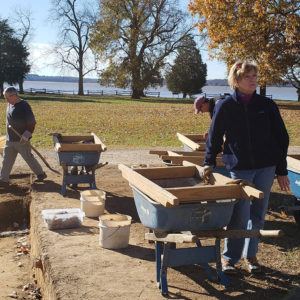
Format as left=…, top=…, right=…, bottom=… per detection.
left=149, top=150, right=224, bottom=166
left=176, top=132, right=206, bottom=151
left=53, top=132, right=107, bottom=152
left=287, top=156, right=300, bottom=172
left=119, top=162, right=263, bottom=207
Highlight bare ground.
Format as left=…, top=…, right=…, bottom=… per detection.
left=0, top=147, right=300, bottom=299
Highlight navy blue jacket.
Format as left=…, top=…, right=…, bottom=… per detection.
left=6, top=100, right=36, bottom=142
left=204, top=91, right=289, bottom=176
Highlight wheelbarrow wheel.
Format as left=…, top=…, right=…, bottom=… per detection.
left=294, top=198, right=300, bottom=224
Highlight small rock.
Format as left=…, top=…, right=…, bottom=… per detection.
left=13, top=222, right=19, bottom=228
left=8, top=290, right=17, bottom=298
left=22, top=283, right=30, bottom=291
left=17, top=262, right=23, bottom=267
left=17, top=236, right=27, bottom=243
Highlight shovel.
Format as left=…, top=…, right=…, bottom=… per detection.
left=8, top=125, right=60, bottom=175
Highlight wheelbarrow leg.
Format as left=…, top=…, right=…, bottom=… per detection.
left=89, top=170, right=97, bottom=189
left=155, top=242, right=163, bottom=288
left=215, top=238, right=230, bottom=287
left=61, top=163, right=68, bottom=196
left=160, top=243, right=170, bottom=296
left=196, top=240, right=216, bottom=282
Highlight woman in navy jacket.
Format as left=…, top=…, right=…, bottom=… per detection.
left=204, top=61, right=290, bottom=274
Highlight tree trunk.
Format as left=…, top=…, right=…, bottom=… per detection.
left=183, top=93, right=187, bottom=98
left=18, top=79, right=24, bottom=94
left=131, top=88, right=144, bottom=99
left=297, top=88, right=300, bottom=102
left=0, top=81, right=4, bottom=98
left=78, top=73, right=84, bottom=95
left=259, top=85, right=266, bottom=97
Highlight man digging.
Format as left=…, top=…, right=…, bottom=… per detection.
left=0, top=86, right=46, bottom=187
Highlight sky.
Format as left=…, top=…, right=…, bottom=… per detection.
left=0, top=0, right=227, bottom=79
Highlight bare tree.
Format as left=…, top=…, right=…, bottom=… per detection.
left=50, top=0, right=99, bottom=95
left=90, top=0, right=194, bottom=99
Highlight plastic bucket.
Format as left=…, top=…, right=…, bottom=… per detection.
left=99, top=214, right=132, bottom=249
left=80, top=190, right=106, bottom=218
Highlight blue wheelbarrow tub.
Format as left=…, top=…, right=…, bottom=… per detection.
left=130, top=185, right=237, bottom=232
left=288, top=168, right=300, bottom=199
left=56, top=151, right=101, bottom=166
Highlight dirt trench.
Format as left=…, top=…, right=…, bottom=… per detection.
left=0, top=173, right=42, bottom=300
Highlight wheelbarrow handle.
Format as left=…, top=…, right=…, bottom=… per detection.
left=193, top=229, right=284, bottom=239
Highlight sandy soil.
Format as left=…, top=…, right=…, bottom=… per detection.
left=0, top=147, right=300, bottom=299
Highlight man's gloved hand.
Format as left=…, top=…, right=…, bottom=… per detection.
left=20, top=130, right=32, bottom=144
left=200, top=165, right=214, bottom=184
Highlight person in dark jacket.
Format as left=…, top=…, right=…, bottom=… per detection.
left=0, top=86, right=47, bottom=187
left=203, top=61, right=290, bottom=274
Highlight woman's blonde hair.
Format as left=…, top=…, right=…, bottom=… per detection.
left=228, top=61, right=258, bottom=90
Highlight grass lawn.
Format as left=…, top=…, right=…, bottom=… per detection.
left=0, top=93, right=299, bottom=148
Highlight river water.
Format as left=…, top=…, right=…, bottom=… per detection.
left=21, top=80, right=298, bottom=101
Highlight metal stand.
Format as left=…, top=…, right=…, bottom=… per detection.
left=61, top=164, right=97, bottom=196
left=147, top=232, right=229, bottom=296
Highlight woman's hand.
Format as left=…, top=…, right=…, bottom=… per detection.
left=277, top=175, right=290, bottom=192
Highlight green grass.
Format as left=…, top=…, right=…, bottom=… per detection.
left=0, top=94, right=299, bottom=148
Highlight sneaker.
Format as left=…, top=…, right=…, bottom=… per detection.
left=0, top=180, right=9, bottom=187
left=246, top=256, right=262, bottom=273
left=36, top=172, right=47, bottom=182
left=222, top=258, right=237, bottom=275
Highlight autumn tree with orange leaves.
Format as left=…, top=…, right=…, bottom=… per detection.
left=188, top=0, right=300, bottom=100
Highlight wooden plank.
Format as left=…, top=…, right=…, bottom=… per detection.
left=167, top=151, right=182, bottom=156
left=162, top=155, right=225, bottom=166
left=241, top=185, right=264, bottom=200
left=53, top=136, right=62, bottom=152
left=53, top=134, right=104, bottom=152
left=287, top=156, right=300, bottom=172
left=134, top=166, right=196, bottom=179
left=118, top=164, right=179, bottom=207
left=166, top=185, right=241, bottom=202
left=288, top=154, right=300, bottom=161
left=145, top=232, right=198, bottom=243
left=56, top=143, right=102, bottom=152
left=176, top=132, right=206, bottom=151
left=60, top=135, right=94, bottom=142
left=183, top=133, right=206, bottom=141
left=210, top=172, right=234, bottom=185
left=210, top=172, right=264, bottom=200
left=149, top=150, right=168, bottom=156
left=91, top=132, right=107, bottom=152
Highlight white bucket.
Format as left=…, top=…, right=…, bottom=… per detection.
left=99, top=214, right=132, bottom=249
left=80, top=190, right=106, bottom=218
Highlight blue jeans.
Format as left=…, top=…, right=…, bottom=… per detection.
left=222, top=166, right=276, bottom=264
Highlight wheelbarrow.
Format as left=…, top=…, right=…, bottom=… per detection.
left=53, top=133, right=107, bottom=196
left=279, top=156, right=300, bottom=224
left=119, top=163, right=281, bottom=295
